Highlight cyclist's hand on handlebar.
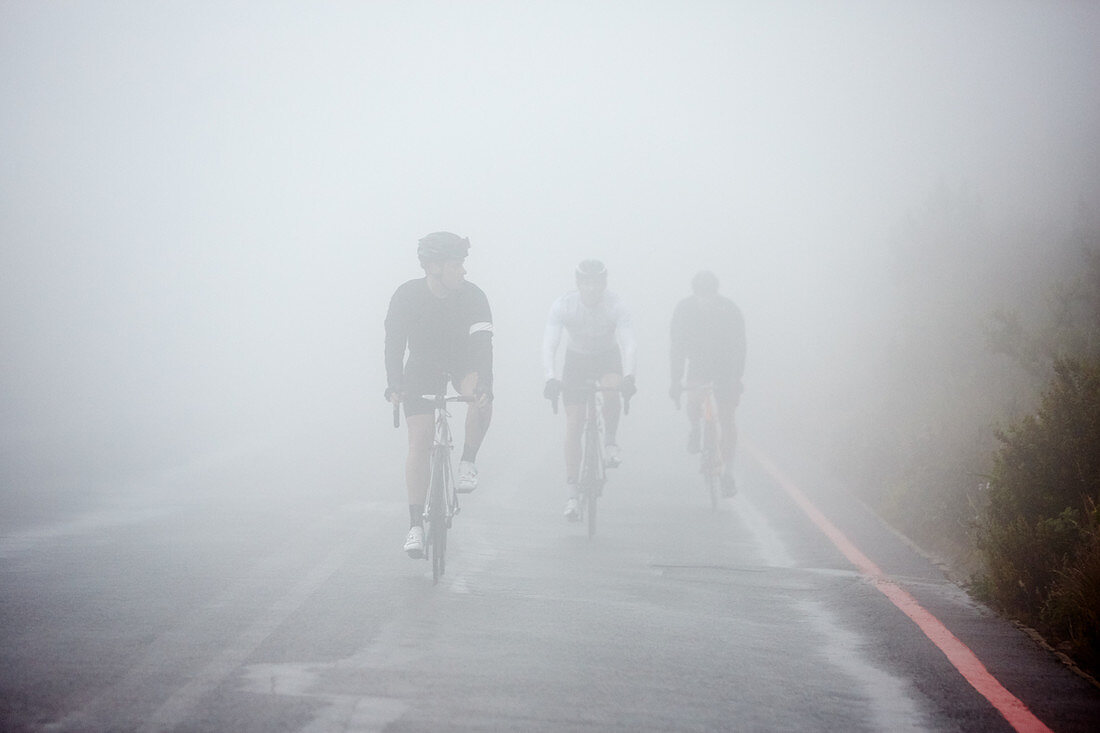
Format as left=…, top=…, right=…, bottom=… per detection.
left=620, top=375, right=637, bottom=400
left=543, top=378, right=562, bottom=402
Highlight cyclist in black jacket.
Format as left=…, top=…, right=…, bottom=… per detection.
left=384, top=232, right=493, bottom=557
left=669, top=270, right=745, bottom=496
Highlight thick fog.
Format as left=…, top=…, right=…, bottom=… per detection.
left=2, top=2, right=1099, bottom=523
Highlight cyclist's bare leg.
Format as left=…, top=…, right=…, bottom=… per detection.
left=564, top=403, right=584, bottom=484
left=457, top=372, right=492, bottom=459
left=599, top=372, right=622, bottom=444
left=406, top=413, right=433, bottom=507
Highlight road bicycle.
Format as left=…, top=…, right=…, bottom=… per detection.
left=394, top=390, right=474, bottom=583
left=553, top=381, right=630, bottom=538
left=678, top=383, right=723, bottom=510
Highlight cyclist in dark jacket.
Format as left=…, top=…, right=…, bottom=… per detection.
left=385, top=232, right=493, bottom=557
left=669, top=270, right=745, bottom=496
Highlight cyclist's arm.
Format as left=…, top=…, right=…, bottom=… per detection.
left=467, top=285, right=494, bottom=396
left=469, top=326, right=493, bottom=395
left=615, top=303, right=637, bottom=377
left=542, top=300, right=565, bottom=381
left=730, top=303, right=747, bottom=385
left=383, top=287, right=410, bottom=396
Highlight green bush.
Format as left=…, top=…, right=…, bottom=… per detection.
left=977, top=358, right=1100, bottom=667
left=1042, top=500, right=1100, bottom=667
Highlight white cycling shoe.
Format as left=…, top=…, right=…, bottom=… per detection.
left=403, top=526, right=424, bottom=558
left=456, top=461, right=478, bottom=493
left=603, top=444, right=622, bottom=468
left=563, top=497, right=580, bottom=521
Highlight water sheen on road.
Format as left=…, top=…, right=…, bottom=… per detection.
left=3, top=433, right=1098, bottom=732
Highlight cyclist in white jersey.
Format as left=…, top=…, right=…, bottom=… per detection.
left=542, top=260, right=637, bottom=520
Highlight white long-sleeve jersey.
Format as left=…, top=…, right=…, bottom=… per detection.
left=542, top=290, right=636, bottom=380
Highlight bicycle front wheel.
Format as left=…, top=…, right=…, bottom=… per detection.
left=428, top=458, right=448, bottom=583
left=431, top=513, right=446, bottom=582
left=581, top=444, right=602, bottom=539
left=702, top=416, right=721, bottom=510
left=579, top=396, right=605, bottom=538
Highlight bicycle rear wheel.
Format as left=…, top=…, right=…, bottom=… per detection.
left=702, top=458, right=719, bottom=510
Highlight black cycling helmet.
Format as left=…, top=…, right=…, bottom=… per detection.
left=417, top=231, right=470, bottom=264
left=692, top=270, right=720, bottom=296
left=575, top=259, right=607, bottom=282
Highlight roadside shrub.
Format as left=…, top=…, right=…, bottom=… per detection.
left=1041, top=500, right=1100, bottom=668
left=976, top=358, right=1100, bottom=666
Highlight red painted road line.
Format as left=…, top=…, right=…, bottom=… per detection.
left=747, top=443, right=1054, bottom=733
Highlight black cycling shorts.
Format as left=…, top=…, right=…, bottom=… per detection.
left=561, top=348, right=622, bottom=406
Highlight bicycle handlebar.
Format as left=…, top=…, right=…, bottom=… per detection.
left=391, top=393, right=476, bottom=429
left=421, top=394, right=476, bottom=404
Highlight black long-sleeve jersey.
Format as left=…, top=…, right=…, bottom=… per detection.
left=670, top=294, right=746, bottom=385
left=384, top=278, right=494, bottom=394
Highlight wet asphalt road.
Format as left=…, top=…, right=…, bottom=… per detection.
left=2, top=422, right=1099, bottom=732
